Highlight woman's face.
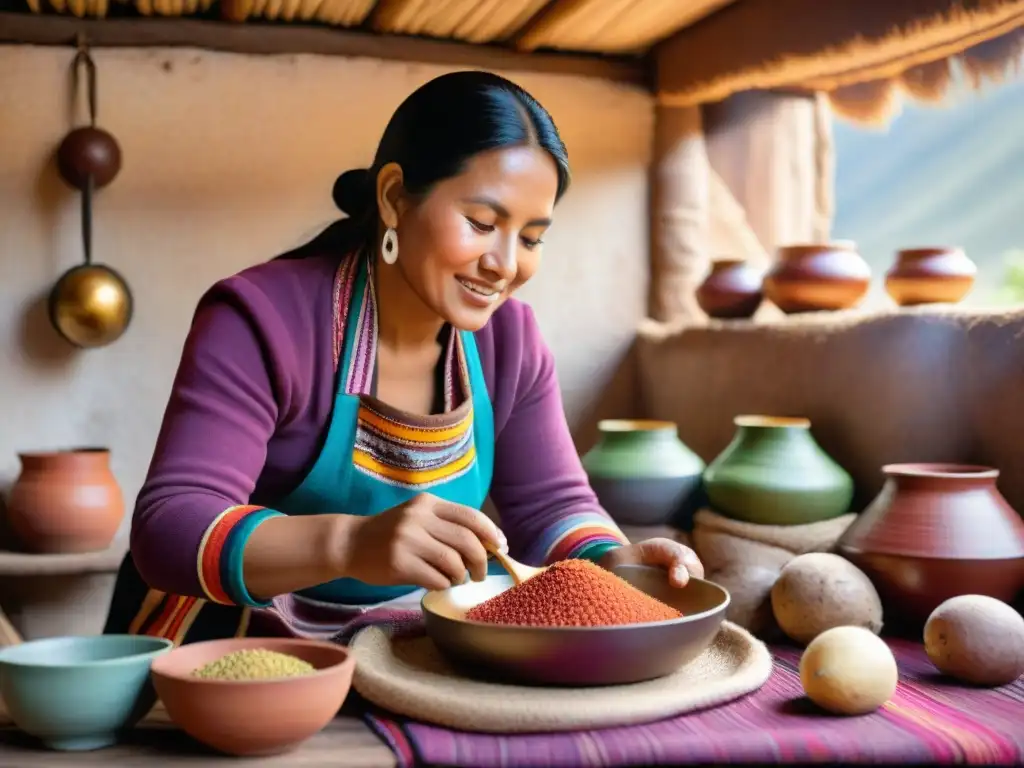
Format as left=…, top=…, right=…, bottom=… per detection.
left=387, top=145, right=560, bottom=332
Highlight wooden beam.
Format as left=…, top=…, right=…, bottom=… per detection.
left=0, top=12, right=650, bottom=86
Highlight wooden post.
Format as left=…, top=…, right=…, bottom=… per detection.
left=703, top=91, right=834, bottom=255
left=649, top=104, right=709, bottom=324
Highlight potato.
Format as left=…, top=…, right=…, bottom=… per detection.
left=710, top=565, right=781, bottom=639
left=800, top=626, right=898, bottom=715
left=924, top=595, right=1024, bottom=687
left=771, top=553, right=883, bottom=645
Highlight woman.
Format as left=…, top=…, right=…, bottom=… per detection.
left=104, top=71, right=704, bottom=644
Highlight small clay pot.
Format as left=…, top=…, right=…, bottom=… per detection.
left=56, top=126, right=122, bottom=191
left=837, top=463, right=1024, bottom=627
left=763, top=242, right=871, bottom=314
left=885, top=247, right=976, bottom=306
left=695, top=259, right=764, bottom=319
left=6, top=449, right=124, bottom=554
left=703, top=415, right=853, bottom=526
left=581, top=420, right=705, bottom=527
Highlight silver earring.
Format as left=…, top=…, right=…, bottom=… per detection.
left=381, top=227, right=398, bottom=265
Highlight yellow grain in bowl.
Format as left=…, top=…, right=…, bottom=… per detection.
left=192, top=648, right=315, bottom=681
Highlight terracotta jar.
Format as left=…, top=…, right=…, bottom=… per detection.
left=884, top=247, right=976, bottom=306
left=703, top=416, right=853, bottom=526
left=695, top=259, right=764, bottom=320
left=581, top=420, right=705, bottom=527
left=837, top=463, right=1024, bottom=626
left=7, top=449, right=124, bottom=554
left=763, top=242, right=871, bottom=314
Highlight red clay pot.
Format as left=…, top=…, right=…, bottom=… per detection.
left=837, top=463, right=1024, bottom=626
left=695, top=259, right=764, bottom=319
left=763, top=242, right=871, bottom=314
left=6, top=449, right=124, bottom=554
left=884, top=247, right=976, bottom=306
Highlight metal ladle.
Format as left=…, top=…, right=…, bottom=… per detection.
left=49, top=41, right=133, bottom=349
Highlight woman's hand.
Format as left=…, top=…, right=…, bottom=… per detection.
left=334, top=494, right=507, bottom=592
left=597, top=537, right=704, bottom=588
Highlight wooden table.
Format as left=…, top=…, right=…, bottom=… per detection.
left=0, top=704, right=396, bottom=767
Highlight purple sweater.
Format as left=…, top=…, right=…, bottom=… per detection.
left=130, top=251, right=627, bottom=605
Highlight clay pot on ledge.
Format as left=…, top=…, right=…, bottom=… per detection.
left=6, top=448, right=124, bottom=554
left=695, top=259, right=764, bottom=320
left=836, top=463, right=1024, bottom=627
left=763, top=242, right=871, bottom=314
left=703, top=416, right=854, bottom=526
left=884, top=247, right=976, bottom=306
left=581, top=420, right=705, bottom=528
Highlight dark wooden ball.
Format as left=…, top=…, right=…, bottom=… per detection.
left=56, top=126, right=122, bottom=190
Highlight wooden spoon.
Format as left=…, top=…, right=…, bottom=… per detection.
left=488, top=545, right=545, bottom=586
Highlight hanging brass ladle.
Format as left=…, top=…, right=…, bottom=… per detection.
left=49, top=42, right=133, bottom=349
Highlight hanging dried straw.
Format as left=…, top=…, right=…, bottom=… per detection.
left=368, top=0, right=550, bottom=42
left=137, top=0, right=213, bottom=16
left=515, top=0, right=729, bottom=53
left=959, top=26, right=1024, bottom=89
left=29, top=0, right=137, bottom=18
left=898, top=58, right=953, bottom=103
left=217, top=0, right=369, bottom=23
left=827, top=79, right=903, bottom=127
left=220, top=0, right=251, bottom=20
left=831, top=26, right=1024, bottom=125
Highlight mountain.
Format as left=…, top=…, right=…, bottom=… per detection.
left=832, top=70, right=1024, bottom=307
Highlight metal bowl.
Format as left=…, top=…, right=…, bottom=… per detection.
left=421, top=565, right=730, bottom=686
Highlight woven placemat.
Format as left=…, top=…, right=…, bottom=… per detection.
left=351, top=622, right=773, bottom=733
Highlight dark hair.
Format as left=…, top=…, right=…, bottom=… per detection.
left=285, top=71, right=570, bottom=258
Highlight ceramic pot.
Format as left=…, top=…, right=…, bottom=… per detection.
left=703, top=416, right=853, bottom=526
left=7, top=449, right=124, bottom=554
left=884, top=247, right=976, bottom=306
left=763, top=242, right=871, bottom=313
left=695, top=259, right=764, bottom=319
left=837, top=463, right=1024, bottom=626
left=581, top=420, right=705, bottom=527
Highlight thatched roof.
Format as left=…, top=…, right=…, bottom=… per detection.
left=827, top=25, right=1024, bottom=123
left=8, top=0, right=738, bottom=52
left=1, top=0, right=1022, bottom=116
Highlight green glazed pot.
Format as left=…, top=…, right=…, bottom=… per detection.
left=703, top=415, right=853, bottom=525
left=581, top=419, right=705, bottom=527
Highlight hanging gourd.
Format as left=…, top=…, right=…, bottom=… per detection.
left=49, top=38, right=133, bottom=349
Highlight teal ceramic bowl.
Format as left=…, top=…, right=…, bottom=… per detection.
left=0, top=634, right=173, bottom=751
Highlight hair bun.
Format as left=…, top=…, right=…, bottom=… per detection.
left=332, top=168, right=372, bottom=218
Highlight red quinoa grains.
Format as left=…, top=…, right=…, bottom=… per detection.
left=465, top=560, right=683, bottom=627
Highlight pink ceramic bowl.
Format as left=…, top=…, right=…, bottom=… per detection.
left=150, top=637, right=354, bottom=757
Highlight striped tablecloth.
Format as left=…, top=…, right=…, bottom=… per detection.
left=364, top=638, right=1024, bottom=766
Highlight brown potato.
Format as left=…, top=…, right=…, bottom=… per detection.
left=771, top=553, right=883, bottom=645
left=924, top=595, right=1024, bottom=687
